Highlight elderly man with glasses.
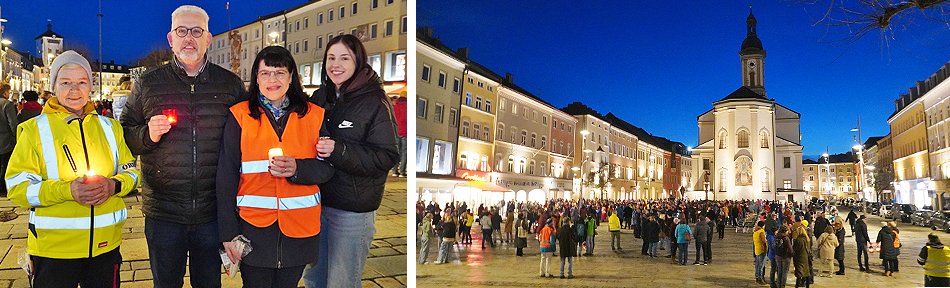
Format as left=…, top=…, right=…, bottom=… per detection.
left=119, top=5, right=245, bottom=288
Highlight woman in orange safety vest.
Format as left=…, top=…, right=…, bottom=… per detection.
left=217, top=46, right=334, bottom=287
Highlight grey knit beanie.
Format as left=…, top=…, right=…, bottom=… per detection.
left=50, top=51, right=93, bottom=83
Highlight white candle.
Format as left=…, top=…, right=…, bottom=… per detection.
left=268, top=148, right=283, bottom=160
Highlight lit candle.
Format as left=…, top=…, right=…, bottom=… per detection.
left=163, top=109, right=178, bottom=126
left=268, top=148, right=283, bottom=160
left=84, top=170, right=99, bottom=184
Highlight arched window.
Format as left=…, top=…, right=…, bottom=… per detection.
left=737, top=130, right=749, bottom=148
left=540, top=161, right=547, bottom=176
left=461, top=120, right=470, bottom=137
left=472, top=123, right=481, bottom=140
left=529, top=160, right=536, bottom=175
left=508, top=156, right=515, bottom=172
left=481, top=156, right=489, bottom=171
left=483, top=126, right=490, bottom=141
left=521, top=130, right=527, bottom=145
left=531, top=133, right=537, bottom=148
left=459, top=154, right=468, bottom=170
left=496, top=123, right=505, bottom=140
left=719, top=169, right=727, bottom=191
left=518, top=159, right=526, bottom=173
left=541, top=136, right=547, bottom=150
left=760, top=130, right=769, bottom=148
left=510, top=126, right=517, bottom=142
left=719, top=131, right=727, bottom=149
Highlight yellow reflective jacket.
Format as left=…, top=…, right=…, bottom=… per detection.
left=609, top=214, right=621, bottom=231
left=924, top=246, right=950, bottom=278
left=4, top=98, right=139, bottom=259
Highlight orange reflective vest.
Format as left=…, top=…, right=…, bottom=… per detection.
left=231, top=102, right=324, bottom=238
left=539, top=226, right=555, bottom=248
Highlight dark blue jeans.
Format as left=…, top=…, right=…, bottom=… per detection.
left=677, top=243, right=689, bottom=265
left=145, top=217, right=221, bottom=288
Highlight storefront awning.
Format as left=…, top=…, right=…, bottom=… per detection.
left=465, top=181, right=511, bottom=192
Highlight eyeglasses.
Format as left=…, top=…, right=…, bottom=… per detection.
left=258, top=70, right=290, bottom=80
left=173, top=26, right=205, bottom=38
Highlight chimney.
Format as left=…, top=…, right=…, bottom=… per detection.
left=506, top=73, right=513, bottom=84
left=456, top=48, right=468, bottom=60
left=419, top=27, right=433, bottom=38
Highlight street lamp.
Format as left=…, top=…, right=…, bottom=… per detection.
left=649, top=155, right=655, bottom=200
left=579, top=130, right=590, bottom=200
left=851, top=116, right=867, bottom=201
left=0, top=39, right=10, bottom=82
left=822, top=152, right=830, bottom=201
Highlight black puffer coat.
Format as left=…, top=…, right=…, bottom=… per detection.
left=310, top=65, right=398, bottom=212
left=877, top=226, right=899, bottom=260
left=834, top=226, right=845, bottom=260
left=121, top=60, right=245, bottom=224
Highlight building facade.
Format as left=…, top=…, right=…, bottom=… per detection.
left=888, top=89, right=931, bottom=208
left=692, top=10, right=804, bottom=201
left=415, top=28, right=464, bottom=206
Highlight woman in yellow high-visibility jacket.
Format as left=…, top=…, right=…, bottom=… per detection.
left=4, top=50, right=139, bottom=287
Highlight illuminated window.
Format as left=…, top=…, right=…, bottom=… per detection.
left=738, top=130, right=749, bottom=148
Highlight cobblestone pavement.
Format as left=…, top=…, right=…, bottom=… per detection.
left=416, top=208, right=933, bottom=287
left=0, top=176, right=407, bottom=288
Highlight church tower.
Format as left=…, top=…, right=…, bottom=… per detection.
left=739, top=7, right=766, bottom=95
left=35, top=23, right=64, bottom=67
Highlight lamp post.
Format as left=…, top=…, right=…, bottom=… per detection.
left=0, top=39, right=10, bottom=83
left=578, top=130, right=590, bottom=200
left=649, top=155, right=655, bottom=200
left=822, top=152, right=830, bottom=201
left=851, top=115, right=866, bottom=201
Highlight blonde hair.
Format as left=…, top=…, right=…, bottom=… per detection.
left=118, top=80, right=133, bottom=90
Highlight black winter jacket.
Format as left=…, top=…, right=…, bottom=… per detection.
left=121, top=59, right=245, bottom=224
left=0, top=98, right=17, bottom=154
left=310, top=66, right=398, bottom=212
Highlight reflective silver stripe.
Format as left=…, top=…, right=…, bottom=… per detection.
left=121, top=171, right=139, bottom=188
left=6, top=172, right=44, bottom=207
left=924, top=267, right=950, bottom=273
left=36, top=115, right=59, bottom=181
left=278, top=193, right=321, bottom=210
left=927, top=260, right=950, bottom=266
left=95, top=116, right=120, bottom=173
left=236, top=195, right=277, bottom=210
left=237, top=192, right=321, bottom=210
left=241, top=160, right=269, bottom=174
left=29, top=208, right=127, bottom=230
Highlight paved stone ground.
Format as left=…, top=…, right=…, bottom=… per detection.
left=0, top=176, right=406, bottom=288
left=416, top=208, right=933, bottom=287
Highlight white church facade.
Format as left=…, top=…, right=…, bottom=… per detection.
left=690, top=10, right=806, bottom=202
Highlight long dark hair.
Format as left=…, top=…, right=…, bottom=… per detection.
left=320, top=34, right=369, bottom=95
left=247, top=46, right=309, bottom=120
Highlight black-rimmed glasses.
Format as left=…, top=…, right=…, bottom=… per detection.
left=173, top=27, right=205, bottom=38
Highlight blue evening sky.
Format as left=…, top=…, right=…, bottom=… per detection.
left=417, top=0, right=950, bottom=160
left=1, top=0, right=302, bottom=65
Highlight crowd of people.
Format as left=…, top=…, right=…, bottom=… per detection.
left=417, top=197, right=950, bottom=287
left=1, top=5, right=403, bottom=287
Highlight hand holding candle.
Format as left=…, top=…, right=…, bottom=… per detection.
left=71, top=170, right=112, bottom=206
left=163, top=109, right=178, bottom=126
left=83, top=170, right=99, bottom=184
left=268, top=148, right=296, bottom=177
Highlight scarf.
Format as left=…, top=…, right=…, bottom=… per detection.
left=259, top=94, right=290, bottom=119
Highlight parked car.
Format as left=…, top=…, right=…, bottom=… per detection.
left=933, top=212, right=950, bottom=233
left=912, top=210, right=935, bottom=227
left=867, top=202, right=882, bottom=215
left=894, top=204, right=918, bottom=222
